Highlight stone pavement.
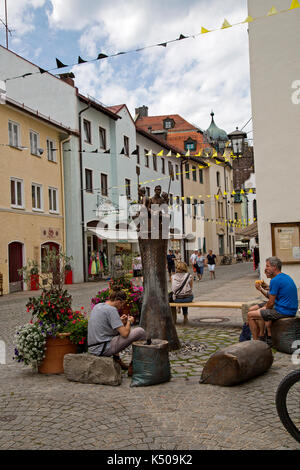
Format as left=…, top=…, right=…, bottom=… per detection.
left=0, top=264, right=300, bottom=450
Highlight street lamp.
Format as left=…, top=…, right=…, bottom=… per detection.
left=228, top=127, right=247, bottom=156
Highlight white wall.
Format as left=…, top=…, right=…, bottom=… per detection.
left=248, top=0, right=300, bottom=284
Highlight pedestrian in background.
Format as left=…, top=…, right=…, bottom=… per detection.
left=207, top=250, right=216, bottom=280
left=196, top=250, right=206, bottom=281
left=171, top=261, right=194, bottom=325
left=190, top=250, right=198, bottom=281
left=166, top=249, right=176, bottom=282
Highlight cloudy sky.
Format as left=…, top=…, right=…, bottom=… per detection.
left=0, top=0, right=253, bottom=136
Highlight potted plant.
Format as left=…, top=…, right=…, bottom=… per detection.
left=14, top=250, right=87, bottom=374
left=22, top=260, right=40, bottom=291
left=64, top=264, right=73, bottom=285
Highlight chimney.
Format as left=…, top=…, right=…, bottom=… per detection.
left=135, top=105, right=148, bottom=118
left=59, top=72, right=75, bottom=87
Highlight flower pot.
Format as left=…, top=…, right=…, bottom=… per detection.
left=38, top=333, right=77, bottom=374
left=30, top=274, right=39, bottom=291
left=65, top=270, right=73, bottom=285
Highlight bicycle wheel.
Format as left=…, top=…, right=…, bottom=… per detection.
left=275, top=369, right=300, bottom=443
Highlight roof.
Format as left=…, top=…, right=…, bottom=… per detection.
left=107, top=104, right=126, bottom=114
left=78, top=94, right=120, bottom=121
left=206, top=111, right=228, bottom=142
left=136, top=114, right=201, bottom=133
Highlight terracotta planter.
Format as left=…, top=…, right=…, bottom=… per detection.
left=38, top=333, right=77, bottom=374
left=65, top=270, right=73, bottom=285
left=30, top=274, right=39, bottom=291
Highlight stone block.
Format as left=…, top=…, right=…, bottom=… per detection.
left=241, top=299, right=263, bottom=323
left=271, top=317, right=300, bottom=354
left=200, top=341, right=273, bottom=386
left=63, top=353, right=122, bottom=385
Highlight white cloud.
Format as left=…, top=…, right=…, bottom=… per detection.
left=0, top=0, right=46, bottom=36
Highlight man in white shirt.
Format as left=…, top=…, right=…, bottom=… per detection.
left=190, top=250, right=198, bottom=280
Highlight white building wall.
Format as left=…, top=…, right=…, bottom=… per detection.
left=248, top=0, right=300, bottom=285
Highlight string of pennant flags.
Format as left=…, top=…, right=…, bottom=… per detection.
left=3, top=1, right=300, bottom=83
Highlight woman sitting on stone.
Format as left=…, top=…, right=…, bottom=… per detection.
left=171, top=261, right=194, bottom=325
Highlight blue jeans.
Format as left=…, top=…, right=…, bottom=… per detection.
left=173, top=295, right=194, bottom=316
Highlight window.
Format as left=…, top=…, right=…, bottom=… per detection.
left=124, top=136, right=129, bottom=157
left=10, top=178, right=24, bottom=208
left=186, top=197, right=191, bottom=215
left=193, top=199, right=197, bottom=218
left=47, top=139, right=56, bottom=162
left=200, top=201, right=205, bottom=217
left=216, top=171, right=221, bottom=187
left=176, top=196, right=180, bottom=210
left=184, top=138, right=197, bottom=151
left=136, top=145, right=140, bottom=165
left=199, top=169, right=203, bottom=184
left=99, top=127, right=106, bottom=150
left=30, top=131, right=39, bottom=156
left=83, top=119, right=91, bottom=143
left=48, top=187, right=58, bottom=213
left=218, top=201, right=224, bottom=219
left=175, top=165, right=179, bottom=180
left=163, top=118, right=175, bottom=129
left=144, top=149, right=149, bottom=167
left=153, top=154, right=157, bottom=171
left=253, top=199, right=257, bottom=220
left=169, top=194, right=173, bottom=205
left=161, top=158, right=165, bottom=174
left=101, top=173, right=108, bottom=197
left=32, top=183, right=43, bottom=211
left=168, top=162, right=174, bottom=179
left=85, top=169, right=93, bottom=193
left=125, top=179, right=131, bottom=199
left=185, top=163, right=190, bottom=179
left=192, top=166, right=197, bottom=181
left=164, top=121, right=172, bottom=129
left=146, top=187, right=150, bottom=197
left=8, top=121, right=20, bottom=147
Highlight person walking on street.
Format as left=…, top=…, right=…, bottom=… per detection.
left=190, top=250, right=198, bottom=281
left=166, top=249, right=176, bottom=282
left=207, top=250, right=216, bottom=280
left=196, top=250, right=206, bottom=281
left=171, top=261, right=194, bottom=325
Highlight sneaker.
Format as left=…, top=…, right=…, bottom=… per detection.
left=266, top=336, right=273, bottom=347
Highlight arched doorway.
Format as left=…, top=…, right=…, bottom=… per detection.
left=41, top=242, right=60, bottom=286
left=8, top=242, right=24, bottom=293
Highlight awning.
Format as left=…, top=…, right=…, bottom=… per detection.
left=235, top=221, right=258, bottom=239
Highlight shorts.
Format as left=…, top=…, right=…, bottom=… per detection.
left=208, top=264, right=215, bottom=272
left=168, top=264, right=175, bottom=274
left=260, top=308, right=294, bottom=322
left=196, top=265, right=204, bottom=275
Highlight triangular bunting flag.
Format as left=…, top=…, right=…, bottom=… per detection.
left=166, top=151, right=172, bottom=157
left=131, top=149, right=138, bottom=155
left=176, top=153, right=181, bottom=158
left=248, top=188, right=253, bottom=193
left=104, top=149, right=110, bottom=154
left=215, top=195, right=219, bottom=200
left=39, top=67, right=47, bottom=74
left=185, top=149, right=190, bottom=157
left=78, top=56, right=87, bottom=64
left=97, top=53, right=108, bottom=60
left=178, top=34, right=187, bottom=40
left=243, top=16, right=254, bottom=23
left=240, top=189, right=245, bottom=194
left=157, top=150, right=164, bottom=156
left=146, top=150, right=153, bottom=157
left=221, top=19, right=232, bottom=29
left=56, top=58, right=67, bottom=69
left=158, top=42, right=167, bottom=47
left=91, top=149, right=98, bottom=153
left=195, top=151, right=202, bottom=157
left=212, top=150, right=218, bottom=158
left=120, top=147, right=125, bottom=155
left=290, top=0, right=300, bottom=8
left=267, top=6, right=278, bottom=15
left=232, top=190, right=236, bottom=195
left=201, top=27, right=211, bottom=34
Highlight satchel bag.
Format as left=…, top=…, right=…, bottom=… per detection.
left=168, top=274, right=190, bottom=302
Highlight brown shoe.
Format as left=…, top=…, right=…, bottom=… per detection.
left=113, top=355, right=129, bottom=370
left=127, top=362, right=133, bottom=377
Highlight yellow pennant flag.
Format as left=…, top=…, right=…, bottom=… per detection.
left=248, top=188, right=253, bottom=193
left=181, top=197, right=185, bottom=201
left=195, top=151, right=202, bottom=157
left=198, top=165, right=205, bottom=169
left=223, top=191, right=228, bottom=196
left=212, top=149, right=218, bottom=158
left=243, top=16, right=254, bottom=23
left=240, top=189, right=245, bottom=194
left=207, top=195, right=211, bottom=198
left=176, top=153, right=181, bottom=158
left=221, top=19, right=232, bottom=29
left=201, top=27, right=211, bottom=34
left=290, top=0, right=300, bottom=8
left=207, top=163, right=211, bottom=167
left=232, top=190, right=236, bottom=195
left=267, top=6, right=278, bottom=15
left=157, top=150, right=164, bottom=156
left=215, top=195, right=219, bottom=200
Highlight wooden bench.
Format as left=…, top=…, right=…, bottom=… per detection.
left=169, top=301, right=244, bottom=324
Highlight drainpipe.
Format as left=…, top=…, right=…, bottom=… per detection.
left=180, top=159, right=186, bottom=263
left=60, top=135, right=70, bottom=255
left=79, top=102, right=91, bottom=282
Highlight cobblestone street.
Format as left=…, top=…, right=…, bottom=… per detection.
left=0, top=263, right=300, bottom=450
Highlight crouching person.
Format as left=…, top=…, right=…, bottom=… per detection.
left=88, top=289, right=146, bottom=376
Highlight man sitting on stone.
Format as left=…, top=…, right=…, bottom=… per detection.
left=247, top=256, right=298, bottom=347
left=88, top=289, right=146, bottom=375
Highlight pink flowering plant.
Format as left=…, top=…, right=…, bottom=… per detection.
left=91, top=276, right=143, bottom=319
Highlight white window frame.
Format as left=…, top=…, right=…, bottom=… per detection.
left=85, top=168, right=93, bottom=193
left=8, top=120, right=21, bottom=148
left=47, top=138, right=57, bottom=162
left=30, top=130, right=39, bottom=156
left=48, top=187, right=59, bottom=214
left=125, top=178, right=131, bottom=199
left=101, top=173, right=108, bottom=197
left=32, top=183, right=43, bottom=212
left=10, top=177, right=24, bottom=209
